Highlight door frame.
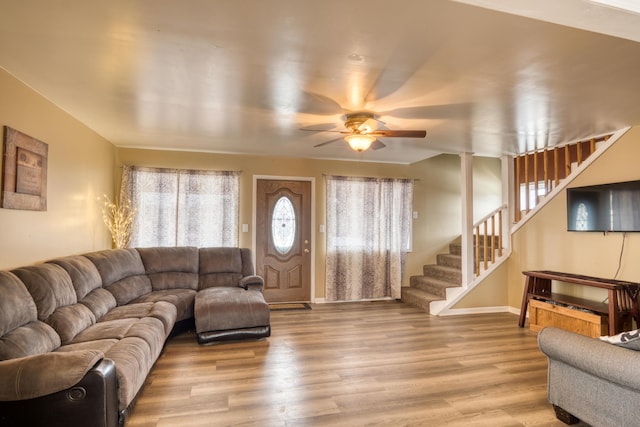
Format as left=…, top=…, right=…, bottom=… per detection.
left=252, top=175, right=316, bottom=302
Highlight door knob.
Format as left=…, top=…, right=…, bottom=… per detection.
left=304, top=248, right=310, bottom=253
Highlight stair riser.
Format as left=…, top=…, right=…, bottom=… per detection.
left=401, top=289, right=435, bottom=314
left=436, top=253, right=461, bottom=269
left=409, top=279, right=448, bottom=298
left=422, top=266, right=461, bottom=284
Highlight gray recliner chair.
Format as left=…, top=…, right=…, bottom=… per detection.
left=194, top=247, right=271, bottom=344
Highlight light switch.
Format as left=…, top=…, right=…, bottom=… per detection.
left=242, top=224, right=249, bottom=233
left=413, top=211, right=418, bottom=219
left=319, top=224, right=325, bottom=233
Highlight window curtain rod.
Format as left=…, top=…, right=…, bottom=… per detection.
left=120, top=164, right=242, bottom=175
left=323, top=174, right=418, bottom=182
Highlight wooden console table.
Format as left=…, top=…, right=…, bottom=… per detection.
left=519, top=270, right=640, bottom=335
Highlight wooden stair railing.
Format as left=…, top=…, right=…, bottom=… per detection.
left=474, top=205, right=507, bottom=276
left=514, top=135, right=611, bottom=223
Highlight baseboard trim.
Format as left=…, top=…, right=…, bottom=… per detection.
left=437, top=306, right=512, bottom=316
left=309, top=299, right=525, bottom=318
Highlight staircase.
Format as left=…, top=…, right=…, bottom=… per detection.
left=401, top=129, right=625, bottom=315
left=401, top=241, right=462, bottom=314
left=402, top=236, right=501, bottom=313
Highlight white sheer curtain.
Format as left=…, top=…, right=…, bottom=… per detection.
left=120, top=166, right=239, bottom=248
left=325, top=175, right=413, bottom=301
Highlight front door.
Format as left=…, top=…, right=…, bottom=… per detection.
left=256, top=179, right=311, bottom=302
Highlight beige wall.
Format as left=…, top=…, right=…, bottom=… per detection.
left=116, top=148, right=502, bottom=300
left=452, top=262, right=509, bottom=309
left=0, top=69, right=115, bottom=269
left=507, top=127, right=640, bottom=309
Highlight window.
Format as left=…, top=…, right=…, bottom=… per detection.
left=325, top=175, right=413, bottom=301
left=271, top=196, right=296, bottom=255
left=121, top=166, right=239, bottom=247
left=519, top=181, right=547, bottom=210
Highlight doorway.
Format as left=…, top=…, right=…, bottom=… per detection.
left=255, top=178, right=312, bottom=302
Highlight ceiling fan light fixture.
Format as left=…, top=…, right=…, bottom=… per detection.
left=345, top=134, right=375, bottom=152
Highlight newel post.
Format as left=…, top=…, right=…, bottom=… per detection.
left=460, top=152, right=474, bottom=287
left=501, top=155, right=513, bottom=252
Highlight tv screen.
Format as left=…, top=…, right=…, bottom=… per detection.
left=567, top=180, right=640, bottom=232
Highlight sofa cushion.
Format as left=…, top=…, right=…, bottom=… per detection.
left=84, top=249, right=152, bottom=305
left=57, top=338, right=118, bottom=355
left=0, top=271, right=61, bottom=360
left=0, top=272, right=37, bottom=337
left=12, top=264, right=96, bottom=344
left=78, top=288, right=117, bottom=320
left=199, top=247, right=252, bottom=289
left=45, top=304, right=96, bottom=345
left=105, top=336, right=156, bottom=411
left=70, top=318, right=138, bottom=344
left=48, top=255, right=103, bottom=300
left=100, top=301, right=177, bottom=338
left=70, top=314, right=169, bottom=351
left=12, top=264, right=77, bottom=321
left=124, top=317, right=166, bottom=360
left=132, top=289, right=196, bottom=322
left=0, top=321, right=61, bottom=360
left=49, top=255, right=118, bottom=320
left=137, top=247, right=199, bottom=291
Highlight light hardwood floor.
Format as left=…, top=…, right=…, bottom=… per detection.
left=125, top=301, right=588, bottom=427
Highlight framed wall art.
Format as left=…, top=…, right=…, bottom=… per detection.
left=1, top=126, right=48, bottom=211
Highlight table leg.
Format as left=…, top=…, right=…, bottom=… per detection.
left=519, top=276, right=533, bottom=327
left=608, top=289, right=617, bottom=335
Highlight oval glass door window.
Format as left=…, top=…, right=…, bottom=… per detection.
left=272, top=196, right=296, bottom=254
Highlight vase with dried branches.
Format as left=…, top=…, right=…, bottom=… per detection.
left=101, top=195, right=136, bottom=249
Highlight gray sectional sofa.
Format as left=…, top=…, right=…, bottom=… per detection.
left=538, top=327, right=640, bottom=426
left=0, top=246, right=270, bottom=427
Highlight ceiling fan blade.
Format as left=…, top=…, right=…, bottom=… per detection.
left=314, top=137, right=343, bottom=148
left=369, top=129, right=426, bottom=138
left=370, top=139, right=386, bottom=150
left=381, top=104, right=471, bottom=120
left=300, top=127, right=343, bottom=133
left=297, top=91, right=344, bottom=115
left=299, top=122, right=341, bottom=132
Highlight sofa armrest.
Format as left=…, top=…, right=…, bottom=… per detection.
left=538, top=327, right=640, bottom=390
left=0, top=350, right=104, bottom=401
left=239, top=275, right=264, bottom=292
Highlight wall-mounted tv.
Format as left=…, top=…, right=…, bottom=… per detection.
left=567, top=180, right=640, bottom=232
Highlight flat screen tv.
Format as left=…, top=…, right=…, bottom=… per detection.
left=567, top=180, right=640, bottom=232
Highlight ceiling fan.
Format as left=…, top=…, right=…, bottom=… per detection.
left=303, top=111, right=427, bottom=152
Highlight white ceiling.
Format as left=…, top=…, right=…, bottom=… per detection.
left=1, top=0, right=640, bottom=164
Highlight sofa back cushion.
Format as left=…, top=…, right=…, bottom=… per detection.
left=12, top=264, right=96, bottom=345
left=49, top=255, right=117, bottom=320
left=198, top=247, right=254, bottom=289
left=137, top=247, right=199, bottom=291
left=12, top=264, right=76, bottom=320
left=0, top=271, right=61, bottom=360
left=85, top=249, right=152, bottom=305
